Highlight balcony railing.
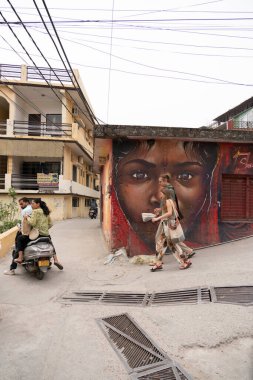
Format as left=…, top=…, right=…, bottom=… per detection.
left=0, top=63, right=72, bottom=84
left=0, top=175, right=5, bottom=189
left=0, top=120, right=7, bottom=135
left=0, top=64, right=21, bottom=80
left=11, top=174, right=59, bottom=191
left=13, top=121, right=72, bottom=137
left=11, top=174, right=39, bottom=190
left=233, top=120, right=253, bottom=129
left=27, top=66, right=72, bottom=83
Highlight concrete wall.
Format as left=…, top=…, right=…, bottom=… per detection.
left=100, top=138, right=253, bottom=256
left=0, top=226, right=18, bottom=258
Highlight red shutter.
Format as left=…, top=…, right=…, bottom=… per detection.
left=221, top=175, right=247, bottom=220
left=248, top=178, right=253, bottom=218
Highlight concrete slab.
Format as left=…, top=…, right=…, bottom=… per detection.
left=0, top=219, right=252, bottom=380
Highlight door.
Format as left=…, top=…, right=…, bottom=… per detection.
left=28, top=114, right=41, bottom=136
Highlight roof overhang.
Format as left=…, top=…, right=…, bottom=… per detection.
left=94, top=124, right=253, bottom=143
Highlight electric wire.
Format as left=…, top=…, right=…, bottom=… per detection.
left=41, top=0, right=100, bottom=127
left=0, top=4, right=95, bottom=159
left=5, top=0, right=95, bottom=132
left=32, top=0, right=98, bottom=126
left=36, top=29, right=252, bottom=87
left=106, top=0, right=114, bottom=123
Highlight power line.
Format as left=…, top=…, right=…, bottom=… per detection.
left=39, top=28, right=253, bottom=52
left=32, top=0, right=97, bottom=126
left=2, top=16, right=253, bottom=26
left=41, top=0, right=99, bottom=127
left=0, top=7, right=77, bottom=134
left=106, top=0, right=114, bottom=123
left=40, top=30, right=253, bottom=86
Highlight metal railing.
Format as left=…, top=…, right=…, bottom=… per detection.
left=0, top=64, right=21, bottom=80
left=13, top=121, right=72, bottom=137
left=11, top=174, right=59, bottom=191
left=0, top=64, right=72, bottom=84
left=233, top=120, right=253, bottom=129
left=0, top=175, right=5, bottom=189
left=0, top=120, right=7, bottom=135
left=11, top=174, right=39, bottom=190
left=27, top=66, right=72, bottom=83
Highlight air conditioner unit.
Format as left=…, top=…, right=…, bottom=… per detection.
left=72, top=106, right=79, bottom=116
left=78, top=156, right=84, bottom=165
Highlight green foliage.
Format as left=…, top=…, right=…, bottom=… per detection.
left=0, top=188, right=19, bottom=234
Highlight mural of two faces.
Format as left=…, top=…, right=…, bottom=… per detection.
left=111, top=139, right=253, bottom=255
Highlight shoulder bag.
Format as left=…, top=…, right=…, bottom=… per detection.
left=167, top=200, right=185, bottom=243
left=29, top=228, right=40, bottom=240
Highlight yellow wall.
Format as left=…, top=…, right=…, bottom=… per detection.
left=0, top=226, right=18, bottom=258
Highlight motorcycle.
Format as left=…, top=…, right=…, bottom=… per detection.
left=21, top=237, right=55, bottom=280
left=89, top=207, right=98, bottom=219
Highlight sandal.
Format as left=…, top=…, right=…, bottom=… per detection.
left=14, top=258, right=23, bottom=264
left=149, top=261, right=163, bottom=266
left=187, top=251, right=196, bottom=258
left=150, top=264, right=163, bottom=272
left=54, top=262, right=63, bottom=270
left=179, top=260, right=192, bottom=270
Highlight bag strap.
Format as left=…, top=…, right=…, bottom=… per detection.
left=169, top=199, right=179, bottom=219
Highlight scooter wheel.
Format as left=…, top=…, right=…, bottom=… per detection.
left=35, top=270, right=44, bottom=280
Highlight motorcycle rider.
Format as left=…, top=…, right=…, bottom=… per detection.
left=89, top=198, right=98, bottom=218
left=14, top=198, right=63, bottom=270
left=4, top=197, right=32, bottom=275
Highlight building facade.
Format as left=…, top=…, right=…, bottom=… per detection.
left=211, top=96, right=253, bottom=130
left=94, top=124, right=253, bottom=256
left=0, top=64, right=99, bottom=220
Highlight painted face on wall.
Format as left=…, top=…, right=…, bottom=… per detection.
left=114, top=139, right=218, bottom=248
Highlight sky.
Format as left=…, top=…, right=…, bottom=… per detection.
left=1, top=0, right=253, bottom=128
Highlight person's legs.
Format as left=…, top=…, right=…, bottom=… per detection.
left=151, top=233, right=165, bottom=271
left=10, top=248, right=18, bottom=270
left=48, top=236, right=63, bottom=270
left=14, top=235, right=30, bottom=263
left=173, top=243, right=192, bottom=269
left=178, top=242, right=196, bottom=258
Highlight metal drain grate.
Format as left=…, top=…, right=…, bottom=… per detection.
left=210, top=286, right=253, bottom=306
left=148, top=287, right=210, bottom=306
left=61, top=291, right=149, bottom=306
left=61, top=291, right=104, bottom=303
left=97, top=313, right=169, bottom=374
left=101, top=292, right=149, bottom=306
left=131, top=363, right=192, bottom=380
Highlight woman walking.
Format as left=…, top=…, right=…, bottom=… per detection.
left=15, top=198, right=63, bottom=270
left=151, top=188, right=191, bottom=272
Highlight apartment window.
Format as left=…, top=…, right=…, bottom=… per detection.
left=72, top=197, right=79, bottom=207
left=221, top=174, right=253, bottom=220
left=85, top=198, right=91, bottom=207
left=46, top=114, right=62, bottom=136
left=22, top=162, right=60, bottom=175
left=0, top=156, right=7, bottom=189
left=86, top=174, right=90, bottom=187
left=72, top=165, right=77, bottom=181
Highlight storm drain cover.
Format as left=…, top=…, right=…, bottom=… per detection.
left=61, top=291, right=149, bottom=306
left=62, top=291, right=104, bottom=303
left=131, top=363, right=191, bottom=379
left=148, top=287, right=210, bottom=306
left=97, top=313, right=192, bottom=379
left=101, top=292, right=149, bottom=306
left=97, top=313, right=169, bottom=373
left=210, top=286, right=253, bottom=306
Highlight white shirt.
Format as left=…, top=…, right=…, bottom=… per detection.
left=20, top=204, right=32, bottom=233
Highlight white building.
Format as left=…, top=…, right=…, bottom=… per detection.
left=0, top=63, right=99, bottom=220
